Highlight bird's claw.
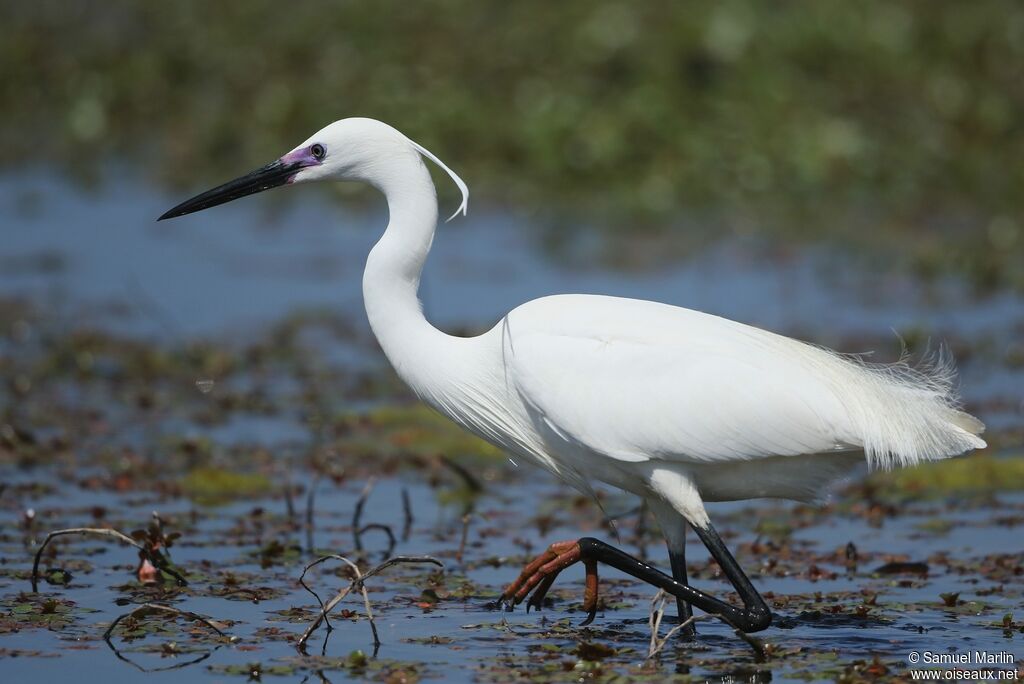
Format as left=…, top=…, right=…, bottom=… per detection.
left=579, top=559, right=599, bottom=626
left=525, top=570, right=560, bottom=613
left=485, top=597, right=514, bottom=612
left=499, top=539, right=601, bottom=625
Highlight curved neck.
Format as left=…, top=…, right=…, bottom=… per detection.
left=362, top=152, right=452, bottom=396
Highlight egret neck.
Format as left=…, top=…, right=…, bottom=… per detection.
left=360, top=147, right=464, bottom=403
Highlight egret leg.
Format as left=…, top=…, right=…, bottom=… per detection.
left=689, top=522, right=772, bottom=631
left=667, top=527, right=696, bottom=638
left=499, top=523, right=771, bottom=633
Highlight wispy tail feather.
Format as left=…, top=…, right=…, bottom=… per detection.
left=809, top=343, right=986, bottom=468
left=946, top=408, right=986, bottom=438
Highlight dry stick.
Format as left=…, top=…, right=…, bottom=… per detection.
left=351, top=478, right=376, bottom=551
left=296, top=555, right=443, bottom=652
left=645, top=589, right=765, bottom=661
left=401, top=488, right=413, bottom=541
left=31, top=528, right=187, bottom=592
left=103, top=602, right=228, bottom=641
left=298, top=554, right=367, bottom=635
left=647, top=590, right=710, bottom=660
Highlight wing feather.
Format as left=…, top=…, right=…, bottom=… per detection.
left=503, top=295, right=983, bottom=467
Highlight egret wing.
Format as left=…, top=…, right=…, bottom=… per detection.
left=503, top=296, right=856, bottom=464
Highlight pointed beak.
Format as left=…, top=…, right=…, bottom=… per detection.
left=158, top=158, right=305, bottom=221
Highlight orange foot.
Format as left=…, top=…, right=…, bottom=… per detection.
left=499, top=539, right=599, bottom=625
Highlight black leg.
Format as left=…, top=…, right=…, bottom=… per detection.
left=667, top=534, right=696, bottom=638
left=498, top=523, right=771, bottom=633
left=577, top=524, right=772, bottom=632
left=689, top=523, right=770, bottom=629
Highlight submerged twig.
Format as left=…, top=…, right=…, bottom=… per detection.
left=456, top=513, right=472, bottom=564
left=31, top=527, right=187, bottom=592
left=401, top=487, right=413, bottom=541
left=351, top=478, right=376, bottom=549
left=355, top=523, right=396, bottom=558
left=305, top=472, right=323, bottom=551
left=300, top=671, right=335, bottom=684
left=438, top=455, right=482, bottom=493
left=306, top=473, right=322, bottom=529
left=296, top=554, right=443, bottom=652
left=714, top=610, right=768, bottom=660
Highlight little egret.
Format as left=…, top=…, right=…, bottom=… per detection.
left=160, top=118, right=986, bottom=633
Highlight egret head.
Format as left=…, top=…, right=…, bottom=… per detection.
left=159, top=117, right=467, bottom=221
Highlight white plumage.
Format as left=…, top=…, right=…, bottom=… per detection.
left=405, top=292, right=984, bottom=523
left=161, top=117, right=986, bottom=630
left=327, top=117, right=985, bottom=531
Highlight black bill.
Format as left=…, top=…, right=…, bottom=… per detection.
left=158, top=159, right=303, bottom=221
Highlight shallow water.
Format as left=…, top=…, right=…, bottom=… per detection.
left=6, top=172, right=1024, bottom=341
left=1, top=173, right=1022, bottom=682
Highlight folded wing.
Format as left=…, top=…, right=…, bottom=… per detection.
left=504, top=295, right=984, bottom=468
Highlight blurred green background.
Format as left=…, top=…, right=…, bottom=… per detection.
left=2, top=1, right=1022, bottom=287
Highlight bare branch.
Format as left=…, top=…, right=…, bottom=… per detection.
left=645, top=590, right=765, bottom=661
left=646, top=590, right=709, bottom=660
left=298, top=554, right=362, bottom=635
left=31, top=527, right=187, bottom=592
left=296, top=554, right=444, bottom=653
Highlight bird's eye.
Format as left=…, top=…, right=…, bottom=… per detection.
left=310, top=143, right=326, bottom=161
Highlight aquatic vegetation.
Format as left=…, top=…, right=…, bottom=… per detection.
left=333, top=403, right=503, bottom=469
left=865, top=453, right=1024, bottom=499
left=181, top=466, right=273, bottom=506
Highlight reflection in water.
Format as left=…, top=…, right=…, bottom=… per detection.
left=103, top=603, right=228, bottom=674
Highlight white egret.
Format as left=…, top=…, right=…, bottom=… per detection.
left=160, top=118, right=986, bottom=633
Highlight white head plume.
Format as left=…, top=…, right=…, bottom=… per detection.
left=405, top=136, right=469, bottom=222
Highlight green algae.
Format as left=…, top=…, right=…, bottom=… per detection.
left=180, top=467, right=273, bottom=506
left=866, top=453, right=1024, bottom=500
